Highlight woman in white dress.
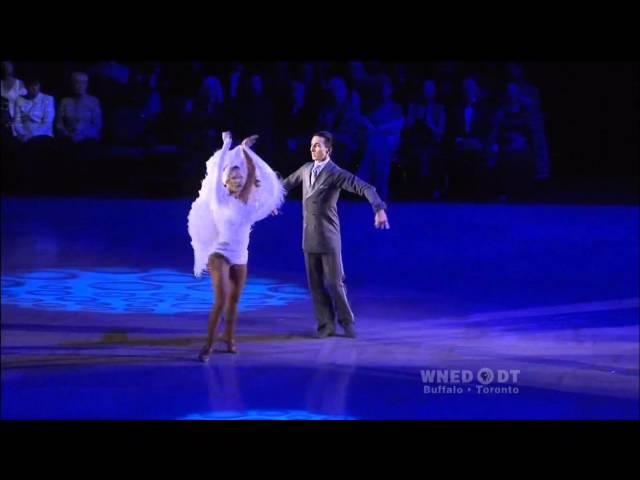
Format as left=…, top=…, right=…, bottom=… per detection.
left=188, top=131, right=285, bottom=361
left=1, top=61, right=27, bottom=137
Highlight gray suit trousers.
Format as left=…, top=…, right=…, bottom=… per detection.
left=303, top=250, right=355, bottom=331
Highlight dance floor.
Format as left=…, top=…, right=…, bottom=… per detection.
left=1, top=196, right=638, bottom=419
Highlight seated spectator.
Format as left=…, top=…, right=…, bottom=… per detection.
left=13, top=77, right=56, bottom=189
left=14, top=77, right=55, bottom=142
left=228, top=62, right=245, bottom=102
left=358, top=74, right=404, bottom=200
left=275, top=79, right=315, bottom=173
left=506, top=62, right=550, bottom=180
left=135, top=71, right=162, bottom=121
left=229, top=71, right=275, bottom=159
left=1, top=61, right=27, bottom=139
left=89, top=60, right=130, bottom=107
left=401, top=79, right=447, bottom=198
left=2, top=61, right=30, bottom=190
left=389, top=63, right=410, bottom=107
left=447, top=76, right=494, bottom=198
left=346, top=61, right=371, bottom=114
left=506, top=62, right=540, bottom=107
left=56, top=71, right=102, bottom=143
left=489, top=82, right=538, bottom=200
left=179, top=75, right=228, bottom=183
left=296, top=62, right=326, bottom=115
left=271, top=62, right=293, bottom=101
left=317, top=75, right=364, bottom=171
left=55, top=72, right=103, bottom=190
left=182, top=76, right=228, bottom=152
left=91, top=61, right=130, bottom=85
left=110, top=69, right=163, bottom=146
left=137, top=70, right=162, bottom=143
left=434, top=61, right=462, bottom=110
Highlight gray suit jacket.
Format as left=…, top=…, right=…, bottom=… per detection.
left=282, top=160, right=387, bottom=253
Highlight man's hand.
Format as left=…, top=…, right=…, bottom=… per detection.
left=374, top=209, right=390, bottom=230
left=222, top=131, right=232, bottom=143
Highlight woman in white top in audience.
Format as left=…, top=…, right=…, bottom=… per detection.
left=14, top=78, right=55, bottom=142
left=1, top=61, right=27, bottom=137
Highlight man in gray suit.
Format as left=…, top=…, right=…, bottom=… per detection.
left=281, top=131, right=390, bottom=339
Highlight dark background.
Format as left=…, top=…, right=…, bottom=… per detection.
left=2, top=61, right=638, bottom=203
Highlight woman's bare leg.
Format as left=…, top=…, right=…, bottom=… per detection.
left=221, top=263, right=248, bottom=353
left=199, top=254, right=231, bottom=361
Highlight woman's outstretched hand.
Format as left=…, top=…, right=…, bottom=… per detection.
left=242, top=134, right=259, bottom=148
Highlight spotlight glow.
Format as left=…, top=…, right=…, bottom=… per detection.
left=1, top=268, right=308, bottom=314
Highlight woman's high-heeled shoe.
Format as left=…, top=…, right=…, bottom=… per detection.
left=198, top=344, right=213, bottom=362
left=224, top=338, right=238, bottom=354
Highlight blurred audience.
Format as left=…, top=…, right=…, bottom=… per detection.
left=4, top=61, right=555, bottom=200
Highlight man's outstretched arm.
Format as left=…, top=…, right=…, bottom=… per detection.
left=272, top=165, right=306, bottom=215
left=336, top=169, right=390, bottom=229
left=282, top=165, right=305, bottom=193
